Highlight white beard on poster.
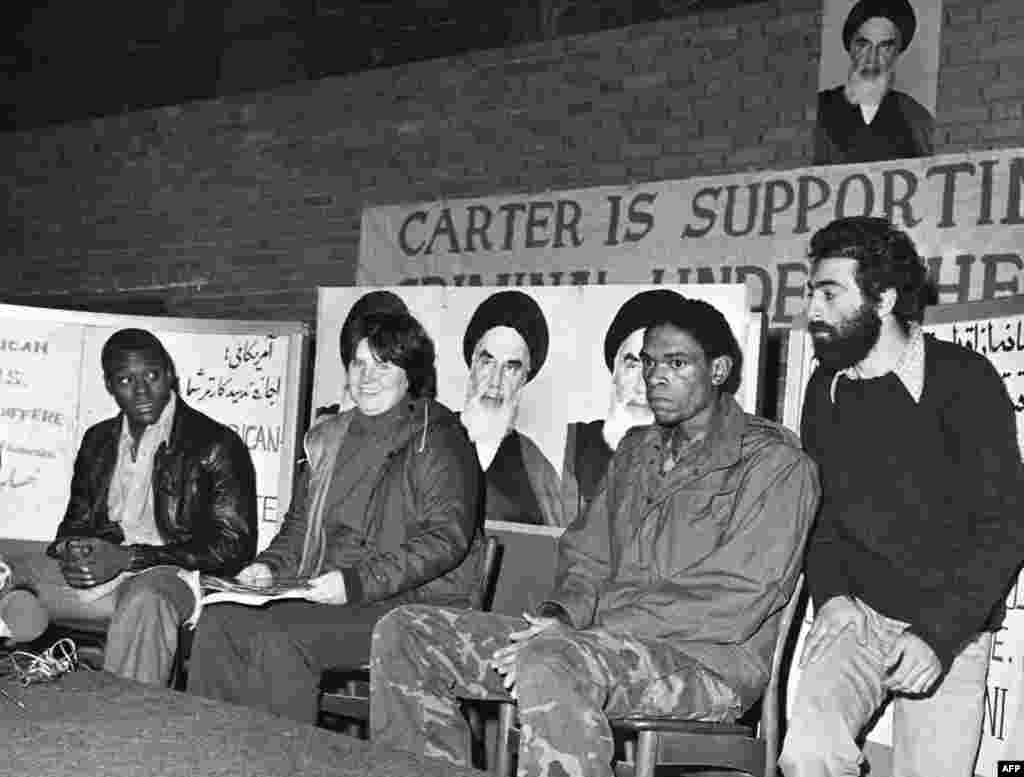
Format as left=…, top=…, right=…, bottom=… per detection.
left=601, top=399, right=653, bottom=452
left=461, top=387, right=520, bottom=471
left=844, top=66, right=892, bottom=108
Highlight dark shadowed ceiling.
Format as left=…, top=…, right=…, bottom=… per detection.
left=0, top=0, right=762, bottom=132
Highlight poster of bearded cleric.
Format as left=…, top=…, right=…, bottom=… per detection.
left=815, top=0, right=942, bottom=166
left=311, top=284, right=757, bottom=529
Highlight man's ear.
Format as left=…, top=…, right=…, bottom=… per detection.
left=709, top=355, right=733, bottom=387
left=876, top=288, right=898, bottom=319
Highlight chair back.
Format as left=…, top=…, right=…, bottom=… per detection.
left=759, top=572, right=806, bottom=772
left=489, top=573, right=806, bottom=777
left=317, top=535, right=504, bottom=735
left=470, top=535, right=503, bottom=612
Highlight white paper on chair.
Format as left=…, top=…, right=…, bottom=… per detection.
left=177, top=569, right=315, bottom=627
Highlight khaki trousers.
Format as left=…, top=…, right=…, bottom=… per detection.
left=780, top=601, right=992, bottom=777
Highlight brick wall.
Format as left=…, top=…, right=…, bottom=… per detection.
left=0, top=0, right=1021, bottom=325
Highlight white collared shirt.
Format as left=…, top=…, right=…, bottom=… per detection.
left=829, top=324, right=925, bottom=404
left=107, top=392, right=177, bottom=546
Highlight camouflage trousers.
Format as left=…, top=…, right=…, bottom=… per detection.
left=370, top=604, right=741, bottom=777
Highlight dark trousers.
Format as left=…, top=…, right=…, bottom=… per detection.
left=186, top=598, right=400, bottom=724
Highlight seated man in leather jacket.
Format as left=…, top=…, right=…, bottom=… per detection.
left=38, top=328, right=258, bottom=686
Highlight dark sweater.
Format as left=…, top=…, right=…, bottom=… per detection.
left=485, top=432, right=546, bottom=525
left=802, top=334, right=1024, bottom=669
left=565, top=419, right=615, bottom=520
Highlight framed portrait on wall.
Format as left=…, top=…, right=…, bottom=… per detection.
left=814, top=0, right=943, bottom=166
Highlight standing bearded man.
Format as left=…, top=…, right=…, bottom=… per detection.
left=780, top=217, right=1024, bottom=777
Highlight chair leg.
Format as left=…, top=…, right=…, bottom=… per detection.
left=342, top=679, right=366, bottom=738
left=494, top=702, right=516, bottom=776
left=632, top=731, right=656, bottom=777
left=170, top=624, right=192, bottom=691
left=466, top=703, right=487, bottom=768
left=623, top=736, right=636, bottom=764
left=481, top=713, right=498, bottom=771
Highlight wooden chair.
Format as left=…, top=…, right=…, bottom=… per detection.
left=318, top=534, right=504, bottom=735
left=611, top=574, right=807, bottom=777
left=490, top=574, right=807, bottom=777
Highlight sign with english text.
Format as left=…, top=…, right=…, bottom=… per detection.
left=358, top=148, right=1024, bottom=328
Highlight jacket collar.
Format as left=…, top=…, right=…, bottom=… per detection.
left=165, top=392, right=182, bottom=448
left=305, top=396, right=438, bottom=465
left=112, top=391, right=182, bottom=455
left=687, top=393, right=745, bottom=474
left=643, top=393, right=745, bottom=476
left=828, top=323, right=925, bottom=404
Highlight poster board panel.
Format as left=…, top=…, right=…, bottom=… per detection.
left=0, top=304, right=309, bottom=550
left=314, top=284, right=759, bottom=482
left=314, top=285, right=765, bottom=629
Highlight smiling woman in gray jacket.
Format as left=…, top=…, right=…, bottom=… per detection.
left=187, top=309, right=484, bottom=724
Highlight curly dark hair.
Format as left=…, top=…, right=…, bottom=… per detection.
left=808, top=216, right=929, bottom=331
left=338, top=290, right=408, bottom=369
left=353, top=311, right=438, bottom=399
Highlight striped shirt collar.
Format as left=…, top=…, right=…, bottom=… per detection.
left=829, top=323, right=925, bottom=403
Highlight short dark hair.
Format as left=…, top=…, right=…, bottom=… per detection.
left=338, top=290, right=409, bottom=369
left=808, top=216, right=929, bottom=330
left=101, top=328, right=177, bottom=384
left=647, top=297, right=743, bottom=395
left=356, top=311, right=437, bottom=399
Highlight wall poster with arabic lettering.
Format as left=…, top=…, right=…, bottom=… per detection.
left=783, top=294, right=1024, bottom=777
left=0, top=320, right=83, bottom=533
left=0, top=303, right=310, bottom=550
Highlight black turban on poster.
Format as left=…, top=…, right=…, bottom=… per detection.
left=843, top=0, right=917, bottom=53
left=463, top=290, right=549, bottom=383
left=607, top=288, right=743, bottom=395
left=603, top=288, right=687, bottom=372
left=339, top=290, right=409, bottom=367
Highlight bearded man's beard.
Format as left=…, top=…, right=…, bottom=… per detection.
left=845, top=63, right=892, bottom=106
left=809, top=302, right=883, bottom=371
left=462, top=388, right=519, bottom=447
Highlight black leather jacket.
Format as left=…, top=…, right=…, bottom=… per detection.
left=47, top=397, right=258, bottom=576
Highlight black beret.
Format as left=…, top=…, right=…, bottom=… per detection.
left=639, top=290, right=743, bottom=395
left=603, top=289, right=688, bottom=372
left=463, top=290, right=549, bottom=382
left=843, top=0, right=916, bottom=53
left=339, top=290, right=409, bottom=367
